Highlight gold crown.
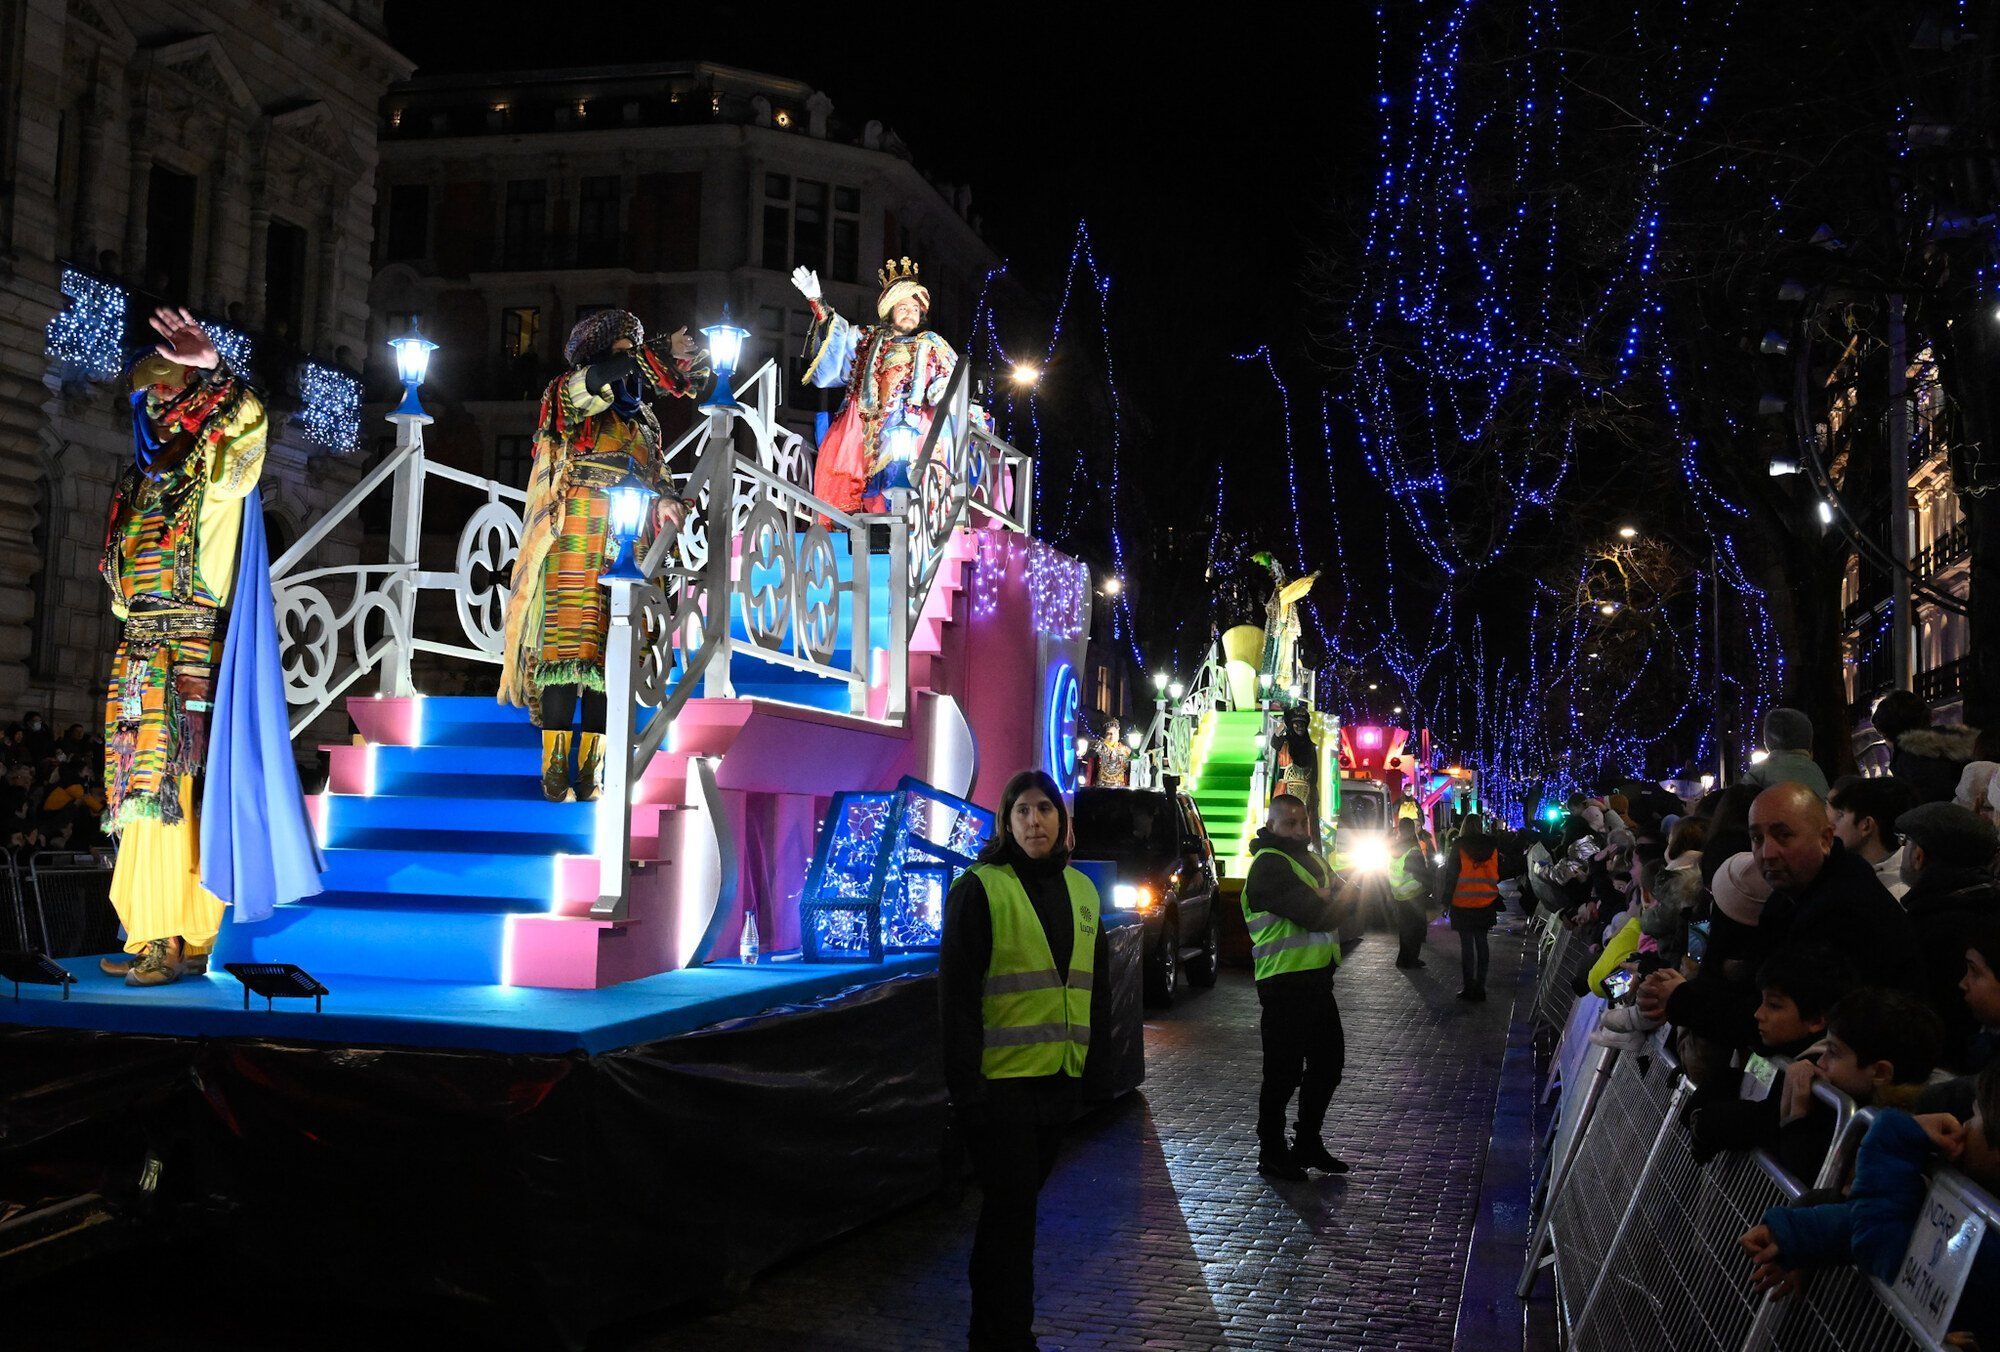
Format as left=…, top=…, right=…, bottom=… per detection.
left=877, top=256, right=921, bottom=290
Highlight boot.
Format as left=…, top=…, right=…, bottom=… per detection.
left=574, top=732, right=604, bottom=803
left=125, top=938, right=182, bottom=988
left=1256, top=1144, right=1306, bottom=1181
left=1292, top=1134, right=1351, bottom=1174
left=541, top=730, right=573, bottom=802
left=100, top=952, right=137, bottom=977
left=179, top=944, right=211, bottom=977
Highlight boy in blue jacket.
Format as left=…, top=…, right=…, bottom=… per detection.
left=1741, top=1064, right=2000, bottom=1344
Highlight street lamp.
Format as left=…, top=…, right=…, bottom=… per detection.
left=1618, top=525, right=1639, bottom=540
left=1168, top=680, right=1185, bottom=700
left=1125, top=729, right=1144, bottom=751
left=1101, top=575, right=1123, bottom=597
left=699, top=307, right=751, bottom=411
left=1598, top=602, right=1618, bottom=616
left=387, top=321, right=437, bottom=422
left=1152, top=671, right=1169, bottom=692
left=1011, top=363, right=1041, bottom=387
left=600, top=460, right=659, bottom=584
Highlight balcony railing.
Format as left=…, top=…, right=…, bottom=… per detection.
left=1913, top=519, right=1970, bottom=581
left=1916, top=655, right=1967, bottom=705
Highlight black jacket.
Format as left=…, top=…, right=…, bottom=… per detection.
left=938, top=850, right=1110, bottom=1117
left=1243, top=829, right=1339, bottom=933
left=1890, top=725, right=1982, bottom=807
left=1670, top=843, right=1920, bottom=1048
left=1902, top=864, right=2000, bottom=1071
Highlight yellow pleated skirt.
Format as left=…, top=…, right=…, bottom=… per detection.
left=108, top=774, right=225, bottom=956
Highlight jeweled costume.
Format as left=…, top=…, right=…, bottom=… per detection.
left=1253, top=551, right=1318, bottom=695
left=101, top=353, right=322, bottom=979
left=803, top=257, right=958, bottom=514
left=499, top=309, right=703, bottom=801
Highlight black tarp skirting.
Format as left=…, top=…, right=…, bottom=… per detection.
left=1, top=924, right=1143, bottom=1346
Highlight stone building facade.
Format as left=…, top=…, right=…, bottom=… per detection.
left=365, top=60, right=1014, bottom=507
left=0, top=0, right=410, bottom=727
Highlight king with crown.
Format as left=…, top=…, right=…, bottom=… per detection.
left=790, top=256, right=959, bottom=514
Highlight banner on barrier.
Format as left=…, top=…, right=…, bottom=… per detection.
left=1893, top=1173, right=1988, bottom=1341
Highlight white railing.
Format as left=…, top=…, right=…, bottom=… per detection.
left=274, top=358, right=1032, bottom=923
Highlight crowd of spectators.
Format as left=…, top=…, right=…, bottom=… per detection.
left=0, top=711, right=108, bottom=861
left=1523, top=692, right=2000, bottom=1343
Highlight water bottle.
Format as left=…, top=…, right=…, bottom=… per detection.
left=739, top=909, right=761, bottom=965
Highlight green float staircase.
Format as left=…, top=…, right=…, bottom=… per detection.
left=1185, top=709, right=1265, bottom=879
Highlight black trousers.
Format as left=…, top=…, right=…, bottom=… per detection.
left=964, top=1117, right=1064, bottom=1350
left=1394, top=894, right=1429, bottom=964
left=1458, top=925, right=1492, bottom=990
left=538, top=683, right=606, bottom=735
left=1255, top=971, right=1346, bottom=1151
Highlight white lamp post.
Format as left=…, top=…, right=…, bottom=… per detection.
left=388, top=322, right=437, bottom=423
left=699, top=308, right=750, bottom=411
left=381, top=320, right=438, bottom=697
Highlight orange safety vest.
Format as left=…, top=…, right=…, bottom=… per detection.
left=1451, top=849, right=1500, bottom=910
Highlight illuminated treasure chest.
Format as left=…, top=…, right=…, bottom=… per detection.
left=800, top=776, right=994, bottom=963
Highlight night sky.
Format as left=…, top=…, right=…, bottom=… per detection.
left=385, top=3, right=1378, bottom=612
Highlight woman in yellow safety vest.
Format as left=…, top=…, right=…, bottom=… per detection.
left=939, top=768, right=1107, bottom=1352
left=1440, top=815, right=1502, bottom=1001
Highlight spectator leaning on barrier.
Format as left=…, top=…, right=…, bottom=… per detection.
left=1826, top=774, right=1917, bottom=900
left=1963, top=922, right=2000, bottom=1076
left=1742, top=707, right=1832, bottom=799
left=1743, top=1063, right=2000, bottom=1347
left=1894, top=803, right=2000, bottom=1073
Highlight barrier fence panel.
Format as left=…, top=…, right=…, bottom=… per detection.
left=1544, top=1036, right=1686, bottom=1325
left=1532, top=921, right=1585, bottom=1031
left=26, top=850, right=119, bottom=959
left=1520, top=1036, right=1619, bottom=1297
left=1, top=856, right=30, bottom=951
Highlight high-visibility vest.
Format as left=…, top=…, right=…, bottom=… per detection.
left=973, top=864, right=1097, bottom=1079
left=1241, top=849, right=1341, bottom=981
left=1387, top=848, right=1427, bottom=902
left=1451, top=848, right=1501, bottom=909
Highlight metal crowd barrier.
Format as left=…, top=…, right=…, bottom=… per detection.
left=0, top=855, right=29, bottom=950
left=25, top=849, right=118, bottom=958
left=1532, top=916, right=1597, bottom=1032
left=1527, top=994, right=2000, bottom=1351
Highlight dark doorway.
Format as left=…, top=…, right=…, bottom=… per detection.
left=265, top=219, right=308, bottom=349
left=144, top=165, right=198, bottom=301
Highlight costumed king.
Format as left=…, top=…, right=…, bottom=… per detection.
left=790, top=257, right=957, bottom=515
left=500, top=309, right=708, bottom=802
left=100, top=307, right=324, bottom=986
left=1241, top=794, right=1351, bottom=1180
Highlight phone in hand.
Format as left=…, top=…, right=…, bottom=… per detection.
left=1686, top=920, right=1710, bottom=964
left=1602, top=968, right=1637, bottom=1002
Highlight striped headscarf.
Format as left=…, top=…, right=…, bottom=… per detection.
left=564, top=308, right=644, bottom=366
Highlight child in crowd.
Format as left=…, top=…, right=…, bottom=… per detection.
left=1964, top=924, right=2000, bottom=1074
left=1742, top=1064, right=2000, bottom=1348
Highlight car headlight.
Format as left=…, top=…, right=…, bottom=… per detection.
left=1112, top=882, right=1158, bottom=912
left=1350, top=838, right=1391, bottom=874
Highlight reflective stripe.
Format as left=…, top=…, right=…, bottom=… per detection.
left=985, top=969, right=1063, bottom=995
left=1066, top=969, right=1094, bottom=992
left=1252, top=930, right=1338, bottom=959
left=983, top=1022, right=1094, bottom=1048
left=1245, top=911, right=1284, bottom=934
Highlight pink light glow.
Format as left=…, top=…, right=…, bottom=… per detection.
left=1356, top=726, right=1383, bottom=749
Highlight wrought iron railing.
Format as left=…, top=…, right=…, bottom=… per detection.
left=272, top=357, right=1033, bottom=922
left=1913, top=518, right=1970, bottom=581
left=1916, top=654, right=1967, bottom=705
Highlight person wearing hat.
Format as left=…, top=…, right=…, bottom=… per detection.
left=499, top=309, right=707, bottom=802
left=1743, top=707, right=1832, bottom=799
left=791, top=256, right=959, bottom=514
left=98, top=307, right=322, bottom=986
left=1895, top=801, right=2000, bottom=1070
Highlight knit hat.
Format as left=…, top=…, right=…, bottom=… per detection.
left=1895, top=801, right=2000, bottom=869
left=564, top=308, right=644, bottom=365
left=1712, top=851, right=1772, bottom=926
left=1763, top=707, right=1813, bottom=754
left=1954, top=761, right=1999, bottom=811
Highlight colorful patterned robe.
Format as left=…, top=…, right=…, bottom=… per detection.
left=498, top=340, right=700, bottom=718
left=802, top=299, right=958, bottom=514
left=100, top=365, right=266, bottom=954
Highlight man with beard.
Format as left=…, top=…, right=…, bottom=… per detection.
left=790, top=256, right=959, bottom=514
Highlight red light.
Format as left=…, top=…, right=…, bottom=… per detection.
left=1357, top=726, right=1383, bottom=749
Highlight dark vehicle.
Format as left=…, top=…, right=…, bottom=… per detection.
left=1071, top=787, right=1220, bottom=1007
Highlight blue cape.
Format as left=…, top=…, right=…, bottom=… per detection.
left=200, top=500, right=324, bottom=920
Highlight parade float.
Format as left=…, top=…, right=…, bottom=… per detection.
left=0, top=292, right=1144, bottom=1340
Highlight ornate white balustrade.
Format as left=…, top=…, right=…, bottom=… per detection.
left=271, top=358, right=1034, bottom=922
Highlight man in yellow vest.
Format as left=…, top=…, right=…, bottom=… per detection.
left=1388, top=818, right=1436, bottom=968
left=1243, top=793, right=1350, bottom=1179
left=1439, top=814, right=1502, bottom=1000
left=940, top=769, right=1107, bottom=1351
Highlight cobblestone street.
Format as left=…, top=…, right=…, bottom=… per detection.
left=626, top=921, right=1531, bottom=1351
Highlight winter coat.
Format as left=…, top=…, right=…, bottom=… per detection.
left=1439, top=837, right=1502, bottom=931
left=1901, top=864, right=2000, bottom=1071
left=1891, top=725, right=1984, bottom=806
left=1762, top=1111, right=1933, bottom=1281
left=1743, top=749, right=1832, bottom=799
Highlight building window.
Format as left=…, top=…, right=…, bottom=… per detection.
left=144, top=165, right=198, bottom=301
left=762, top=173, right=860, bottom=279
left=384, top=183, right=430, bottom=262
left=494, top=434, right=534, bottom=488
left=1095, top=664, right=1110, bottom=715
left=576, top=174, right=621, bottom=267
left=265, top=219, right=309, bottom=347
left=502, top=178, right=547, bottom=269
left=502, top=306, right=540, bottom=359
